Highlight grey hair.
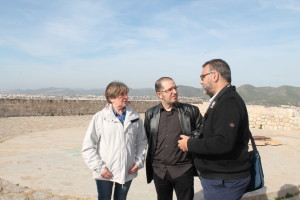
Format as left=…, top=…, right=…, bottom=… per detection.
left=202, top=59, right=231, bottom=83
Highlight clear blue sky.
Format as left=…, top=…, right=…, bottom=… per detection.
left=1, top=0, right=299, bottom=91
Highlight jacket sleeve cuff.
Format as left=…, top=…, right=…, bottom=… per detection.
left=135, top=159, right=144, bottom=169
left=94, top=164, right=107, bottom=174
left=187, top=138, right=195, bottom=153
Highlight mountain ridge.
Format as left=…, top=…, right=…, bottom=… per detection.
left=1, top=85, right=300, bottom=106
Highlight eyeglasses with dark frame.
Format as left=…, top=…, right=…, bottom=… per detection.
left=200, top=71, right=215, bottom=81
left=160, top=86, right=179, bottom=93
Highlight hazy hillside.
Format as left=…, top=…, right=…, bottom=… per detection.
left=5, top=87, right=105, bottom=96
left=129, top=88, right=156, bottom=96
left=1, top=85, right=300, bottom=106
left=237, top=85, right=269, bottom=104
left=177, top=85, right=205, bottom=98
left=236, top=85, right=300, bottom=106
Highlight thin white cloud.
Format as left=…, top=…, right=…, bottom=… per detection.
left=106, top=39, right=140, bottom=49
left=208, top=29, right=225, bottom=39
left=0, top=40, right=5, bottom=47
left=258, top=0, right=300, bottom=12
left=281, top=2, right=300, bottom=12
left=1, top=0, right=300, bottom=90
left=43, top=22, right=87, bottom=42
left=138, top=27, right=169, bottom=40
left=1, top=0, right=122, bottom=57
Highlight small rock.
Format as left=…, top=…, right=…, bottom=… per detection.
left=31, top=191, right=51, bottom=199
left=24, top=188, right=34, bottom=194
left=1, top=181, right=25, bottom=193
left=48, top=195, right=66, bottom=200
left=0, top=193, right=27, bottom=200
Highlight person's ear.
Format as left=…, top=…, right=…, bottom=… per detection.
left=156, top=92, right=162, bottom=99
left=109, top=97, right=114, bottom=103
left=212, top=71, right=219, bottom=82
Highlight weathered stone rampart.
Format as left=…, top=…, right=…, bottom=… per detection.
left=1, top=98, right=299, bottom=132
left=247, top=105, right=300, bottom=132
left=0, top=98, right=160, bottom=117
left=197, top=102, right=300, bottom=133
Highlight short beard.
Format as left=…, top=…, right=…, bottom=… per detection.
left=203, top=84, right=214, bottom=98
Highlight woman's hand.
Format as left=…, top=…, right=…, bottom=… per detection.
left=128, top=163, right=138, bottom=174
left=101, top=168, right=113, bottom=179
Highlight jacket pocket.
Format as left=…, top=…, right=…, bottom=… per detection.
left=125, top=130, right=135, bottom=145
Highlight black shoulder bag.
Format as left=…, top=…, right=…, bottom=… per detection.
left=245, top=132, right=265, bottom=193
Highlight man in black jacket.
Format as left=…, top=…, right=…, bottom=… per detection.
left=178, top=59, right=251, bottom=200
left=144, top=77, right=202, bottom=200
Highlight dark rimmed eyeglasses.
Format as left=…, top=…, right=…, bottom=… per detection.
left=160, top=86, right=179, bottom=93
left=200, top=71, right=215, bottom=81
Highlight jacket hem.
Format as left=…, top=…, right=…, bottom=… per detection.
left=199, top=171, right=250, bottom=180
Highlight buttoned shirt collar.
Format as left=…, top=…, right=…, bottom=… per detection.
left=159, top=102, right=179, bottom=112
left=112, top=107, right=126, bottom=124
left=207, top=84, right=231, bottom=110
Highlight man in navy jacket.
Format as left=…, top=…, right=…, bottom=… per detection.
left=178, top=59, right=251, bottom=200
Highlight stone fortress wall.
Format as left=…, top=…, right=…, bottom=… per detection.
left=0, top=98, right=160, bottom=117
left=1, top=98, right=299, bottom=132
left=247, top=105, right=300, bottom=132
left=197, top=103, right=300, bottom=133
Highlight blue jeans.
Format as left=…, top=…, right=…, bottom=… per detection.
left=200, top=176, right=250, bottom=200
left=95, top=180, right=132, bottom=200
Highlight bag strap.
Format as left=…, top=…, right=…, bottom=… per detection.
left=249, top=132, right=258, bottom=153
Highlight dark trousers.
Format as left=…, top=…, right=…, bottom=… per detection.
left=153, top=169, right=194, bottom=200
left=200, top=176, right=250, bottom=200
left=95, top=180, right=132, bottom=200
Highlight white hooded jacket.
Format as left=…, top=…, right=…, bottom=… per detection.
left=82, top=104, right=147, bottom=184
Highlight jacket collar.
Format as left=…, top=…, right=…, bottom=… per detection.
left=158, top=102, right=180, bottom=112
left=208, top=85, right=235, bottom=109
left=104, top=103, right=139, bottom=123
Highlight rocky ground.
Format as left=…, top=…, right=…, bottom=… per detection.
left=0, top=178, right=94, bottom=200
left=1, top=115, right=299, bottom=200
left=0, top=115, right=93, bottom=143
left=0, top=116, right=94, bottom=200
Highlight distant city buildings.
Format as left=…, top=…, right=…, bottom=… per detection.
left=0, top=94, right=204, bottom=104
left=0, top=93, right=105, bottom=100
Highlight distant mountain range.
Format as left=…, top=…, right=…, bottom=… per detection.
left=1, top=85, right=300, bottom=106
left=236, top=84, right=300, bottom=107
